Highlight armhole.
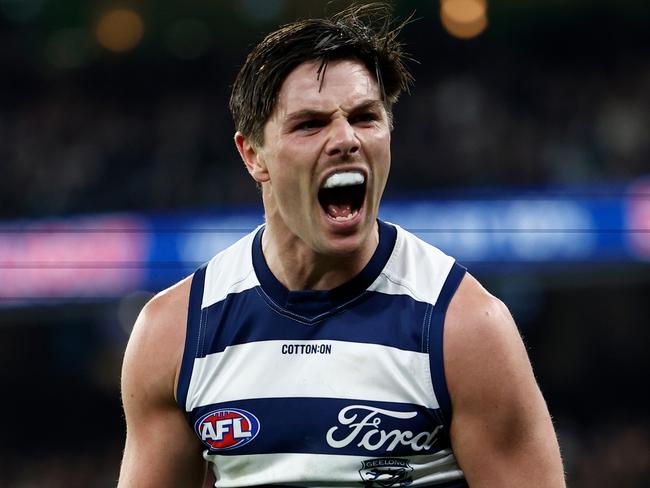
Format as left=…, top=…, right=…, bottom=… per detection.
left=175, top=263, right=208, bottom=413
left=428, top=261, right=467, bottom=427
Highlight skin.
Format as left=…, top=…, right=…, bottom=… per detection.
left=118, top=58, right=565, bottom=487
left=118, top=277, right=208, bottom=487
left=235, top=59, right=391, bottom=290
left=446, top=274, right=566, bottom=487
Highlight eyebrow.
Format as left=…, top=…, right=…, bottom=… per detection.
left=283, top=99, right=384, bottom=125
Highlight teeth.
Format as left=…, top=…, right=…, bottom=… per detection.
left=322, top=171, right=365, bottom=189
left=334, top=210, right=358, bottom=221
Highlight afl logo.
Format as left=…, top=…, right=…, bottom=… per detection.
left=195, top=408, right=260, bottom=451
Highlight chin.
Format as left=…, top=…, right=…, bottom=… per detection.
left=317, top=221, right=375, bottom=257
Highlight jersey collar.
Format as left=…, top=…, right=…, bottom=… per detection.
left=252, top=219, right=397, bottom=318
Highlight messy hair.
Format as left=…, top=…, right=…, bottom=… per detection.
left=229, top=2, right=414, bottom=147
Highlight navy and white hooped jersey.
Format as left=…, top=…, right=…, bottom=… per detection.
left=176, top=220, right=468, bottom=488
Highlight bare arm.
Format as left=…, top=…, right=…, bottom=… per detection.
left=118, top=277, right=207, bottom=488
left=445, top=274, right=565, bottom=487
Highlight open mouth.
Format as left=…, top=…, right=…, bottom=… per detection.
left=318, top=171, right=366, bottom=222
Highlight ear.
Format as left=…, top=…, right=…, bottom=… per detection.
left=234, top=132, right=270, bottom=184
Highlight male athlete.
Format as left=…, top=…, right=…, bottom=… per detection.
left=119, top=4, right=565, bottom=487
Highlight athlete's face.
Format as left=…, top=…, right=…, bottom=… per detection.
left=237, top=59, right=391, bottom=257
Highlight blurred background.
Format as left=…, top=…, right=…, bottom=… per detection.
left=0, top=0, right=649, bottom=486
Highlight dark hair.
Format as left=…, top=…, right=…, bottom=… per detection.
left=229, top=2, right=414, bottom=147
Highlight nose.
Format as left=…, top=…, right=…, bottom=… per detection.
left=325, top=118, right=360, bottom=158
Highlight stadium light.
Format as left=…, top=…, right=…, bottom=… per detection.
left=96, top=8, right=145, bottom=53
left=440, top=0, right=488, bottom=40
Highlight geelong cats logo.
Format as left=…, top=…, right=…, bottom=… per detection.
left=326, top=405, right=441, bottom=452
left=195, top=408, right=260, bottom=450
left=359, top=458, right=413, bottom=487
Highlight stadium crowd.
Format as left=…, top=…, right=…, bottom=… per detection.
left=1, top=58, right=649, bottom=219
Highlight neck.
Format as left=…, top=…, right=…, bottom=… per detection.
left=261, top=220, right=380, bottom=291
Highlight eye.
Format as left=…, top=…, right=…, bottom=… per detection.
left=350, top=112, right=378, bottom=125
left=295, top=119, right=326, bottom=131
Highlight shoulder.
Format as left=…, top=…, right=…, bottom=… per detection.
left=122, top=275, right=194, bottom=405
left=442, top=275, right=566, bottom=485
left=444, top=272, right=538, bottom=413
left=118, top=274, right=211, bottom=487
left=144, top=274, right=194, bottom=328
left=445, top=273, right=512, bottom=342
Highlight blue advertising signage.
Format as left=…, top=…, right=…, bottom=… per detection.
left=1, top=180, right=648, bottom=303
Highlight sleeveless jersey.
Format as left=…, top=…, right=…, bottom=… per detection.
left=177, top=220, right=468, bottom=487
